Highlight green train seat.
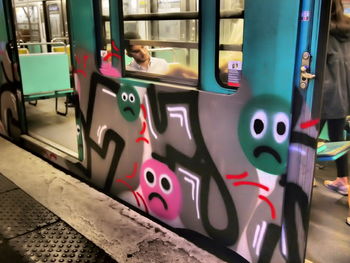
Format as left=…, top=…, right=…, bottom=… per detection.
left=19, top=53, right=73, bottom=116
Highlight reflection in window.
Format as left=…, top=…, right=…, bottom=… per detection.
left=98, top=0, right=111, bottom=58
left=344, top=0, right=350, bottom=16
left=96, top=0, right=121, bottom=78
left=123, top=0, right=199, bottom=84
left=16, top=5, right=40, bottom=42
left=219, top=0, right=244, bottom=88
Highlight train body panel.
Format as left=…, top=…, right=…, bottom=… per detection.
left=0, top=0, right=332, bottom=262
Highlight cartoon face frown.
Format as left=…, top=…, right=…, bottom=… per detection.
left=238, top=95, right=290, bottom=175
left=140, top=159, right=182, bottom=220
left=117, top=84, right=140, bottom=122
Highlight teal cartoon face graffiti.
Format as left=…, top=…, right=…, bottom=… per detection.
left=238, top=95, right=290, bottom=175
left=117, top=84, right=140, bottom=122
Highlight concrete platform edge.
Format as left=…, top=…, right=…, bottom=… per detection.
left=0, top=137, right=227, bottom=263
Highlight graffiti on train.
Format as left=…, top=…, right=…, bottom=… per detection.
left=68, top=48, right=317, bottom=263
left=0, top=43, right=317, bottom=263
left=0, top=42, right=21, bottom=138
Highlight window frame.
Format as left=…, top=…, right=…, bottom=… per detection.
left=121, top=7, right=200, bottom=87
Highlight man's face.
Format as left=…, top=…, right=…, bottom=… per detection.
left=127, top=45, right=150, bottom=64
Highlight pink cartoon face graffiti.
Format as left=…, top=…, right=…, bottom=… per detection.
left=140, top=159, right=182, bottom=220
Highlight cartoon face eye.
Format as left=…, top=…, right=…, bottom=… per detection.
left=76, top=125, right=81, bottom=135
left=129, top=93, right=135, bottom=103
left=144, top=168, right=156, bottom=188
left=273, top=112, right=289, bottom=143
left=159, top=174, right=173, bottom=195
left=121, top=92, right=128, bottom=102
left=250, top=110, right=268, bottom=139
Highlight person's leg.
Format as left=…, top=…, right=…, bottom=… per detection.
left=324, top=118, right=349, bottom=195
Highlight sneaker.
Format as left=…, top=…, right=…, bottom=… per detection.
left=324, top=180, right=348, bottom=196
left=347, top=217, right=350, bottom=226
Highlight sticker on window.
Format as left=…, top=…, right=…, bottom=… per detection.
left=228, top=61, right=242, bottom=88
left=301, top=11, right=310, bottom=21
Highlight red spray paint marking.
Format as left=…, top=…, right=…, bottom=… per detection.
left=83, top=55, right=88, bottom=68
left=139, top=122, right=147, bottom=135
left=300, top=119, right=320, bottom=129
left=74, top=54, right=89, bottom=77
left=136, top=137, right=150, bottom=144
left=136, top=192, right=149, bottom=214
left=140, top=104, right=147, bottom=119
left=228, top=82, right=240, bottom=87
left=258, top=195, right=276, bottom=219
left=103, top=52, right=121, bottom=61
left=74, top=69, right=87, bottom=78
left=103, top=40, right=121, bottom=61
left=225, top=172, right=248, bottom=180
left=116, top=179, right=140, bottom=207
left=126, top=163, right=138, bottom=179
left=112, top=40, right=120, bottom=52
left=233, top=181, right=269, bottom=192
left=49, top=153, right=57, bottom=160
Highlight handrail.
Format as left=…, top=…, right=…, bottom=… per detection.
left=18, top=42, right=67, bottom=53
left=219, top=44, right=243, bottom=52
left=127, top=39, right=198, bottom=49
left=125, top=40, right=242, bottom=52
left=220, top=9, right=244, bottom=19
left=51, top=37, right=69, bottom=43
left=123, top=9, right=244, bottom=21
left=149, top=47, right=176, bottom=62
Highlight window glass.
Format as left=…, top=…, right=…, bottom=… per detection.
left=97, top=0, right=119, bottom=77
left=99, top=0, right=111, bottom=56
left=123, top=0, right=199, bottom=84
left=219, top=0, right=244, bottom=88
left=344, top=0, right=350, bottom=16
left=15, top=5, right=41, bottom=42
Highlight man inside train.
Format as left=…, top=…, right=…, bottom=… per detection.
left=124, top=31, right=169, bottom=74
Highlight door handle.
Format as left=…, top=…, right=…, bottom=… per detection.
left=300, top=52, right=316, bottom=89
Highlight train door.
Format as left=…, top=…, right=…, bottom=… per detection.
left=62, top=0, right=334, bottom=261
left=10, top=0, right=82, bottom=159
left=0, top=0, right=23, bottom=139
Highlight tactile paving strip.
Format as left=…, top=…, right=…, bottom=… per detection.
left=9, top=221, right=117, bottom=263
left=0, top=189, right=59, bottom=238
left=0, top=173, right=18, bottom=193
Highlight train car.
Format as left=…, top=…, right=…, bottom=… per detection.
left=0, top=0, right=333, bottom=262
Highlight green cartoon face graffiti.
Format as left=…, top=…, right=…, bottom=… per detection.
left=117, top=84, right=140, bottom=122
left=238, top=95, right=290, bottom=175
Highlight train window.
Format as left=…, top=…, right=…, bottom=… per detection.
left=218, top=0, right=244, bottom=88
left=15, top=5, right=41, bottom=43
left=344, top=0, right=350, bottom=16
left=122, top=0, right=199, bottom=86
left=95, top=0, right=113, bottom=73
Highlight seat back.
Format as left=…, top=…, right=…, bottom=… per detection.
left=19, top=53, right=71, bottom=96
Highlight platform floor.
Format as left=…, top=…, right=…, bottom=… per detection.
left=0, top=173, right=116, bottom=263
left=25, top=98, right=78, bottom=156
left=0, top=136, right=349, bottom=262
left=0, top=137, right=225, bottom=263
left=305, top=161, right=350, bottom=263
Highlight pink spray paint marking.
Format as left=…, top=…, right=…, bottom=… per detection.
left=140, top=159, right=182, bottom=220
left=99, top=62, right=121, bottom=78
